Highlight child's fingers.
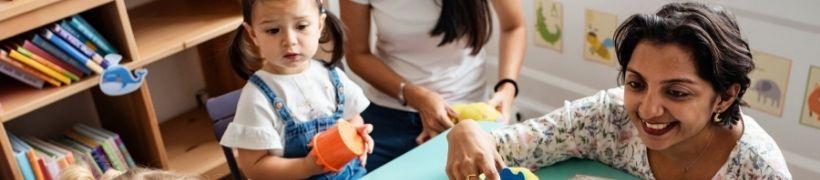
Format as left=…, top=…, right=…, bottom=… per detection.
left=359, top=154, right=368, bottom=167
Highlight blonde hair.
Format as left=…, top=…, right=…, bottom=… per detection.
left=60, top=165, right=201, bottom=180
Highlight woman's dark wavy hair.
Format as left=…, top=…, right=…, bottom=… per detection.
left=229, top=0, right=346, bottom=80
left=613, top=2, right=754, bottom=126
left=430, top=0, right=492, bottom=55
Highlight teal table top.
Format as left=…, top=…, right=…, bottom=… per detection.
left=362, top=122, right=639, bottom=180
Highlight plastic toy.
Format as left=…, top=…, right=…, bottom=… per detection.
left=308, top=120, right=365, bottom=172
left=499, top=167, right=538, bottom=180
left=452, top=103, right=501, bottom=123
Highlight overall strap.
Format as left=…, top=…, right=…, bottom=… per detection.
left=249, top=74, right=294, bottom=122
left=328, top=68, right=345, bottom=118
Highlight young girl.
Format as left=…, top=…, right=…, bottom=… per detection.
left=219, top=0, right=374, bottom=179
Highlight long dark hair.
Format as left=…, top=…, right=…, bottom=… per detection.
left=613, top=2, right=754, bottom=126
left=429, top=0, right=492, bottom=55
left=229, top=0, right=347, bottom=80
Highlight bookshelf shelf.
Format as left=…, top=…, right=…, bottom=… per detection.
left=129, top=0, right=242, bottom=67
left=0, top=75, right=102, bottom=122
left=0, top=0, right=113, bottom=40
left=0, top=0, right=60, bottom=21
left=160, top=108, right=229, bottom=178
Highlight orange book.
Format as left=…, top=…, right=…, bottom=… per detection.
left=7, top=49, right=69, bottom=85
left=0, top=49, right=60, bottom=87
left=25, top=146, right=45, bottom=180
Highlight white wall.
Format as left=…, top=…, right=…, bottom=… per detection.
left=481, top=0, right=820, bottom=178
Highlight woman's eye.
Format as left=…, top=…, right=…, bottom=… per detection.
left=266, top=28, right=280, bottom=34
left=627, top=81, right=645, bottom=90
left=666, top=90, right=690, bottom=98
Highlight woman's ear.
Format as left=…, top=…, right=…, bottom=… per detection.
left=716, top=83, right=741, bottom=111
left=242, top=22, right=258, bottom=46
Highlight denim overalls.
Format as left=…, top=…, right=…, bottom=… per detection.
left=249, top=68, right=366, bottom=179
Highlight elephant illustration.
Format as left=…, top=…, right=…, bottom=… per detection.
left=751, top=79, right=781, bottom=107
left=809, top=85, right=820, bottom=121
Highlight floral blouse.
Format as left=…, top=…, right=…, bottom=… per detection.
left=492, top=87, right=792, bottom=179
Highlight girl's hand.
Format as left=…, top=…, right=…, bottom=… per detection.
left=355, top=123, right=374, bottom=167
left=343, top=116, right=374, bottom=167
left=445, top=120, right=505, bottom=180
left=405, top=84, right=457, bottom=144
left=487, top=83, right=516, bottom=124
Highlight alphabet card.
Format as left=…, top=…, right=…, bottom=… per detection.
left=534, top=0, right=563, bottom=52
left=743, top=51, right=791, bottom=117
left=583, top=9, right=618, bottom=66
left=801, top=66, right=820, bottom=129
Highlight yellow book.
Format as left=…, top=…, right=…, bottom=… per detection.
left=8, top=49, right=69, bottom=85
left=17, top=46, right=80, bottom=82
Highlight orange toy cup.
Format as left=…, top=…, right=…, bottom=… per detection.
left=309, top=120, right=365, bottom=172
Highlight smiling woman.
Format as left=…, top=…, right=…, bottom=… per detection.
left=444, top=2, right=792, bottom=180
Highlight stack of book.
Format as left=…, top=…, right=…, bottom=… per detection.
left=8, top=124, right=135, bottom=180
left=0, top=14, right=119, bottom=89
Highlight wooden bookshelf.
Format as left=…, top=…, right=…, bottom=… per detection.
left=160, top=108, right=229, bottom=178
left=128, top=0, right=242, bottom=67
left=0, top=0, right=112, bottom=40
left=0, top=0, right=243, bottom=179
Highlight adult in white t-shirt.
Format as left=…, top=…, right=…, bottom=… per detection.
left=341, top=0, right=525, bottom=171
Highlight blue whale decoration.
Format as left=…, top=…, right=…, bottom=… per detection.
left=99, top=54, right=148, bottom=96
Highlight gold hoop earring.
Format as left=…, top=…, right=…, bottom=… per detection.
left=713, top=111, right=722, bottom=123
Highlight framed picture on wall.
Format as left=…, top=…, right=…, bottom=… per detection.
left=800, top=65, right=820, bottom=129
left=583, top=9, right=618, bottom=66
left=534, top=0, right=563, bottom=53
left=743, top=50, right=791, bottom=117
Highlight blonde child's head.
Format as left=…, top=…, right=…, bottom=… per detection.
left=230, top=0, right=346, bottom=79
left=60, top=165, right=201, bottom=180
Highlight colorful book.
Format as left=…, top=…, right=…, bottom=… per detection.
left=72, top=126, right=126, bottom=171
left=0, top=50, right=46, bottom=88
left=41, top=29, right=103, bottom=74
left=33, top=150, right=59, bottom=180
left=23, top=137, right=75, bottom=166
left=14, top=136, right=46, bottom=180
left=22, top=40, right=83, bottom=77
left=7, top=49, right=68, bottom=85
left=8, top=134, right=36, bottom=180
left=21, top=137, right=72, bottom=172
left=51, top=24, right=107, bottom=68
left=59, top=20, right=98, bottom=52
left=75, top=124, right=134, bottom=168
left=54, top=136, right=108, bottom=174
left=17, top=46, right=80, bottom=81
left=50, top=139, right=103, bottom=178
left=67, top=15, right=118, bottom=55
left=31, top=35, right=92, bottom=75
left=63, top=131, right=112, bottom=172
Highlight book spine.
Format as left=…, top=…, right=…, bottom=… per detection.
left=51, top=24, right=107, bottom=68
left=31, top=35, right=92, bottom=75
left=14, top=151, right=35, bottom=180
left=0, top=51, right=45, bottom=88
left=68, top=15, right=117, bottom=55
left=42, top=30, right=103, bottom=74
left=17, top=46, right=79, bottom=81
left=113, top=137, right=135, bottom=168
left=22, top=40, right=83, bottom=78
left=59, top=20, right=98, bottom=51
left=25, top=150, right=44, bottom=180
left=8, top=49, right=69, bottom=85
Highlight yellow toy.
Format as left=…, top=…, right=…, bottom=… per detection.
left=451, top=103, right=501, bottom=123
